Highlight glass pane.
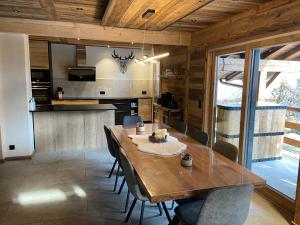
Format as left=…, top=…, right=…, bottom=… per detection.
left=214, top=52, right=246, bottom=149
left=250, top=43, right=300, bottom=200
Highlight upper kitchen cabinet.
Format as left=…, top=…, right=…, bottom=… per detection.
left=29, top=40, right=49, bottom=69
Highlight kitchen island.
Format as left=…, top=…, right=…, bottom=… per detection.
left=31, top=104, right=116, bottom=152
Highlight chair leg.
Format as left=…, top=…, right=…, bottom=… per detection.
left=168, top=200, right=175, bottom=210
left=169, top=215, right=180, bottom=225
left=118, top=177, right=126, bottom=194
left=161, top=202, right=171, bottom=223
left=113, top=165, right=120, bottom=192
left=139, top=201, right=145, bottom=225
left=125, top=198, right=137, bottom=222
left=157, top=203, right=162, bottom=216
left=108, top=159, right=117, bottom=178
left=124, top=190, right=130, bottom=213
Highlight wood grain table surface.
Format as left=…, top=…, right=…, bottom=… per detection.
left=110, top=124, right=266, bottom=203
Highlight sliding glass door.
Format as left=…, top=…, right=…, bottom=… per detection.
left=212, top=43, right=300, bottom=201
left=213, top=51, right=246, bottom=153
left=246, top=44, right=300, bottom=200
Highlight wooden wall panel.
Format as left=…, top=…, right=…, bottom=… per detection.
left=187, top=47, right=206, bottom=132
left=155, top=45, right=207, bottom=133
left=191, top=0, right=300, bottom=48
left=156, top=45, right=189, bottom=124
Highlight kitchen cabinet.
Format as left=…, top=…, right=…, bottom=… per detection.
left=138, top=98, right=152, bottom=122
left=29, top=40, right=49, bottom=69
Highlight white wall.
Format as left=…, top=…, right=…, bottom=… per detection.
left=52, top=44, right=154, bottom=98
left=0, top=33, right=34, bottom=158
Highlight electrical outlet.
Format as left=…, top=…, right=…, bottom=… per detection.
left=9, top=145, right=15, bottom=150
left=142, top=91, right=147, bottom=95
left=100, top=91, right=105, bottom=95
left=198, top=100, right=202, bottom=108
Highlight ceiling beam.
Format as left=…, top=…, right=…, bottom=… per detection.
left=102, top=0, right=132, bottom=26
left=191, top=0, right=300, bottom=48
left=284, top=45, right=300, bottom=60
left=102, top=0, right=214, bottom=30
left=0, top=17, right=191, bottom=46
left=29, top=35, right=154, bottom=49
left=39, top=0, right=57, bottom=20
left=265, top=43, right=298, bottom=60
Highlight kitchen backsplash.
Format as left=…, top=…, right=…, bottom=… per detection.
left=53, top=78, right=153, bottom=98
left=51, top=44, right=155, bottom=98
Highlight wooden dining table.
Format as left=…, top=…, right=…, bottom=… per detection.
left=110, top=123, right=266, bottom=204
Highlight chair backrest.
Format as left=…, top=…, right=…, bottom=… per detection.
left=191, top=130, right=208, bottom=146
left=104, top=125, right=117, bottom=158
left=173, top=122, right=187, bottom=135
left=123, top=115, right=143, bottom=126
left=196, top=184, right=254, bottom=225
left=119, top=148, right=146, bottom=200
left=110, top=136, right=122, bottom=168
left=212, top=141, right=238, bottom=162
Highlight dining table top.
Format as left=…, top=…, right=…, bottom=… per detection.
left=110, top=123, right=266, bottom=203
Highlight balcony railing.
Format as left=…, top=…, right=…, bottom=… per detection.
left=284, top=107, right=300, bottom=148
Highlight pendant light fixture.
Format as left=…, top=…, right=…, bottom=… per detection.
left=135, top=9, right=169, bottom=64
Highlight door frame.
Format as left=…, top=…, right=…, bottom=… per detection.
left=205, top=34, right=300, bottom=216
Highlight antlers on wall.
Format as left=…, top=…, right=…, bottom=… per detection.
left=112, top=50, right=135, bottom=60
left=111, top=50, right=135, bottom=74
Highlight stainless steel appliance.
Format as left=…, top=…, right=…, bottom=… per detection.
left=31, top=69, right=52, bottom=104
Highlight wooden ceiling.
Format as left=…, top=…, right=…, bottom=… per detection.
left=0, top=0, right=272, bottom=32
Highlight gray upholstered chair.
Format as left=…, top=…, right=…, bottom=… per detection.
left=123, top=115, right=143, bottom=126
left=173, top=184, right=254, bottom=225
left=104, top=125, right=118, bottom=178
left=172, top=122, right=187, bottom=135
left=212, top=141, right=238, bottom=162
left=119, top=148, right=171, bottom=225
left=110, top=136, right=124, bottom=192
left=191, top=130, right=208, bottom=146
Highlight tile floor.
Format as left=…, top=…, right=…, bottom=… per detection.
left=0, top=149, right=293, bottom=225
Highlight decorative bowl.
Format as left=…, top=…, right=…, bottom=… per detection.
left=181, top=153, right=192, bottom=167
left=148, top=135, right=168, bottom=143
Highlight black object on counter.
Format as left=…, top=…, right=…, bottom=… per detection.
left=161, top=92, right=177, bottom=109
left=30, top=104, right=117, bottom=112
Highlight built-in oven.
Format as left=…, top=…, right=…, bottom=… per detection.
left=31, top=69, right=52, bottom=105
left=32, top=82, right=51, bottom=104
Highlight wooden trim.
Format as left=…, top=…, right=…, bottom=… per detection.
left=206, top=46, right=246, bottom=149
left=184, top=46, right=191, bottom=124
left=0, top=17, right=191, bottom=46
left=286, top=121, right=300, bottom=131
left=207, top=51, right=217, bottom=147
left=258, top=186, right=295, bottom=214
left=238, top=47, right=251, bottom=165
left=202, top=48, right=212, bottom=136
left=284, top=137, right=300, bottom=148
left=294, top=159, right=300, bottom=224
left=5, top=155, right=32, bottom=161
left=288, top=107, right=300, bottom=113
left=4, top=149, right=35, bottom=161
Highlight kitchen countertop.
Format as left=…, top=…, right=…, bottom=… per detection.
left=60, top=96, right=153, bottom=100
left=30, top=104, right=117, bottom=112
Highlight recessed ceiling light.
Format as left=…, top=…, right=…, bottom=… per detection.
left=142, top=9, right=155, bottom=19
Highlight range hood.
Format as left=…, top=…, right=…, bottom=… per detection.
left=68, top=45, right=96, bottom=81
